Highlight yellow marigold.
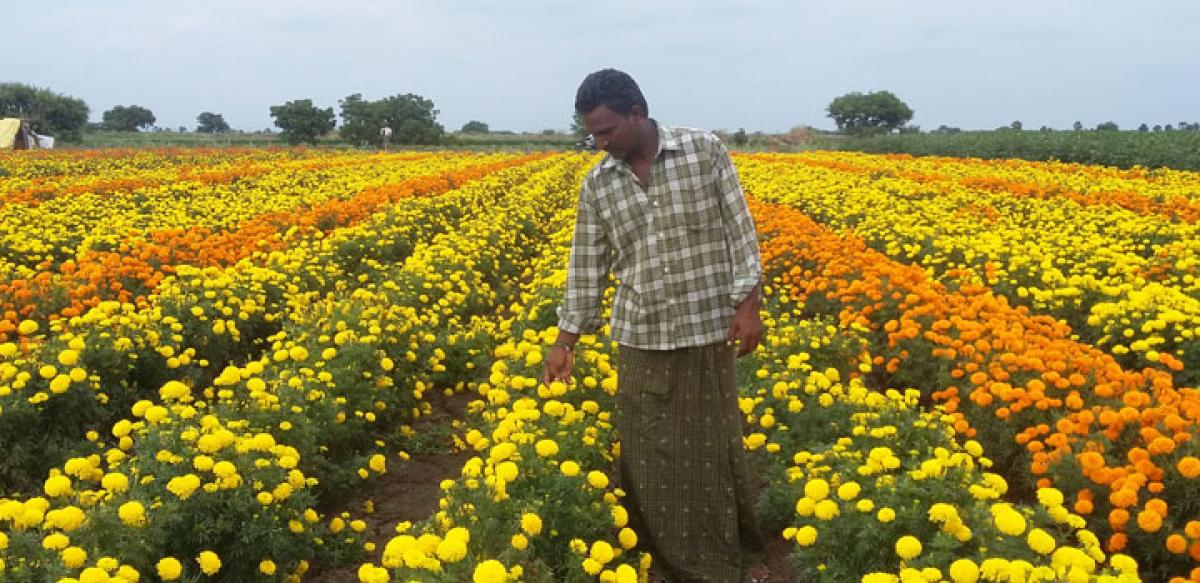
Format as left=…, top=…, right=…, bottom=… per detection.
left=61, top=546, right=88, bottom=568
left=614, top=564, right=638, bottom=583
left=495, top=461, right=519, bottom=483
left=836, top=481, right=861, bottom=500
left=44, top=475, right=72, bottom=498
left=473, top=559, right=509, bottom=583
left=560, top=460, right=580, bottom=477
left=511, top=533, right=529, bottom=550
left=1036, top=487, right=1065, bottom=508
left=795, top=525, right=818, bottom=547
left=804, top=478, right=830, bottom=501
left=101, top=472, right=130, bottom=494
left=42, top=533, right=70, bottom=550
left=259, top=559, right=277, bottom=575
left=436, top=537, right=467, bottom=563
left=590, top=540, right=615, bottom=564
left=1026, top=528, right=1056, bottom=555
left=196, top=550, right=221, bottom=575
left=949, top=559, right=979, bottom=583
left=521, top=512, right=543, bottom=536
left=166, top=474, right=201, bottom=499
left=535, top=439, right=559, bottom=457
left=118, top=501, right=147, bottom=527
left=895, top=535, right=922, bottom=560
left=587, top=470, right=610, bottom=489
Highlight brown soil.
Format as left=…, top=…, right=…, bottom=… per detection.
left=305, top=389, right=474, bottom=582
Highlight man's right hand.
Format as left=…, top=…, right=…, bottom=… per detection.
left=542, top=344, right=575, bottom=386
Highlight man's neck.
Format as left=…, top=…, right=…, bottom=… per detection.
left=627, top=120, right=659, bottom=166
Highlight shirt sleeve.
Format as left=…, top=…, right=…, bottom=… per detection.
left=557, top=180, right=611, bottom=334
left=712, top=138, right=763, bottom=306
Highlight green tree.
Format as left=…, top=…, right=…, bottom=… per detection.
left=1096, top=121, right=1119, bottom=131
left=269, top=99, right=336, bottom=145
left=826, top=90, right=913, bottom=136
left=1138, top=123, right=1150, bottom=132
left=102, top=105, right=156, bottom=132
left=1010, top=120, right=1023, bottom=131
left=1072, top=121, right=1084, bottom=131
left=196, top=112, right=230, bottom=133
left=461, top=120, right=489, bottom=133
left=571, top=112, right=586, bottom=137
left=0, top=82, right=90, bottom=142
left=338, top=93, right=443, bottom=147
left=732, top=128, right=749, bottom=146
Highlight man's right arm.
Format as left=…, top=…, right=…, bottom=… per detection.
left=546, top=185, right=610, bottom=384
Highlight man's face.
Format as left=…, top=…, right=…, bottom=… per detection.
left=582, top=104, right=644, bottom=161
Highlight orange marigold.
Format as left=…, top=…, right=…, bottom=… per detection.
left=1137, top=509, right=1164, bottom=533
left=1167, top=534, right=1188, bottom=554
left=1177, top=456, right=1200, bottom=479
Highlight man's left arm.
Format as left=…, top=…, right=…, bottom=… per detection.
left=712, top=138, right=764, bottom=356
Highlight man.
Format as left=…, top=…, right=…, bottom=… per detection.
left=542, top=69, right=767, bottom=583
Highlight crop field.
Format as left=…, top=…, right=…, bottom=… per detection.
left=0, top=148, right=1198, bottom=582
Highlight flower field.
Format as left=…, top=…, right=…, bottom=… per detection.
left=0, top=148, right=1196, bottom=582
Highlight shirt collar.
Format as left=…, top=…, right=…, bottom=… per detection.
left=600, top=119, right=679, bottom=170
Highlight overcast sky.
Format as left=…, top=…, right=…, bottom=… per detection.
left=9, top=0, right=1198, bottom=133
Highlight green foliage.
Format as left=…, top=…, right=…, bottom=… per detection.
left=1096, top=121, right=1119, bottom=131
left=826, top=91, right=914, bottom=136
left=0, top=82, right=90, bottom=142
left=102, top=105, right=156, bottom=132
left=570, top=112, right=585, bottom=137
left=269, top=99, right=336, bottom=145
left=461, top=120, right=489, bottom=133
left=338, top=93, right=444, bottom=147
left=196, top=111, right=231, bottom=133
left=840, top=129, right=1200, bottom=170
left=733, top=128, right=749, bottom=146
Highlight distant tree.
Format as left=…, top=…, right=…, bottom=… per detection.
left=931, top=124, right=962, bottom=134
left=897, top=124, right=921, bottom=134
left=1165, top=124, right=1175, bottom=132
left=1138, top=123, right=1149, bottom=132
left=1096, top=121, right=1119, bottom=131
left=571, top=112, right=586, bottom=137
left=338, top=93, right=443, bottom=147
left=1072, top=121, right=1084, bottom=131
left=826, top=90, right=914, bottom=136
left=102, top=105, right=156, bottom=132
left=0, top=82, right=90, bottom=142
left=732, top=128, right=748, bottom=146
left=196, top=112, right=230, bottom=133
left=541, top=129, right=556, bottom=136
left=269, top=99, right=335, bottom=145
left=461, top=120, right=489, bottom=133
left=1153, top=125, right=1162, bottom=132
left=178, top=125, right=187, bottom=133
left=1039, top=126, right=1054, bottom=132
left=1010, top=120, right=1023, bottom=131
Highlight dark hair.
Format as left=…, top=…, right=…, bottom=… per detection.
left=574, top=69, right=648, bottom=116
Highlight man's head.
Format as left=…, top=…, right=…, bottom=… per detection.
left=575, top=69, right=652, bottom=161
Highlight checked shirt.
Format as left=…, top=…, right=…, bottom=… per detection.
left=557, top=122, right=762, bottom=350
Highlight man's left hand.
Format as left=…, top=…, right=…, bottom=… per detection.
left=726, top=297, right=763, bottom=358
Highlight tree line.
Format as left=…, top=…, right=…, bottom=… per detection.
left=5, top=81, right=1194, bottom=148
left=0, top=82, right=454, bottom=147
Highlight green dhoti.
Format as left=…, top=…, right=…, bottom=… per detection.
left=615, top=342, right=765, bottom=583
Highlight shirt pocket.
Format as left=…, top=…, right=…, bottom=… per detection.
left=680, top=175, right=722, bottom=229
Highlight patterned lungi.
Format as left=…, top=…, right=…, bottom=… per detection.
left=615, top=341, right=765, bottom=582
